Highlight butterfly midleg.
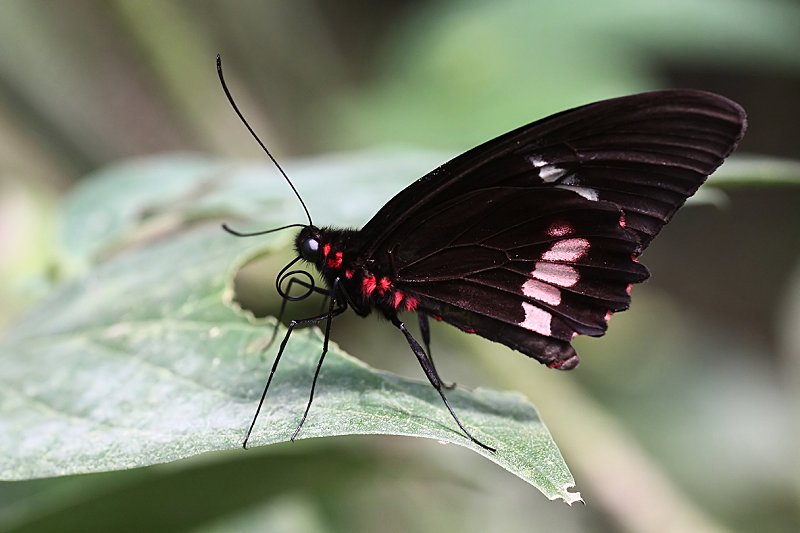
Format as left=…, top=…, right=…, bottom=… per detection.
left=391, top=314, right=496, bottom=453
left=266, top=276, right=331, bottom=351
left=417, top=312, right=455, bottom=390
left=291, top=278, right=346, bottom=441
left=243, top=278, right=346, bottom=448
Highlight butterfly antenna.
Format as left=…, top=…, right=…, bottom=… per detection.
left=216, top=54, right=313, bottom=227
left=221, top=223, right=308, bottom=238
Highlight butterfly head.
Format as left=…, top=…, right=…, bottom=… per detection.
left=295, top=225, right=323, bottom=266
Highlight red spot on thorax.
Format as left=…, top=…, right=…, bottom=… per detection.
left=362, top=275, right=376, bottom=297
left=393, top=291, right=404, bottom=309
left=326, top=251, right=343, bottom=269
left=377, top=277, right=391, bottom=295
left=405, top=296, right=418, bottom=312
left=322, top=243, right=331, bottom=258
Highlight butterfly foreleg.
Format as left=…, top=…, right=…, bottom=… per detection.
left=243, top=278, right=346, bottom=449
left=391, top=314, right=495, bottom=453
left=417, top=311, right=455, bottom=390
left=267, top=275, right=332, bottom=350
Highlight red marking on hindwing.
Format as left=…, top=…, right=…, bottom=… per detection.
left=432, top=314, right=443, bottom=321
left=619, top=214, right=627, bottom=228
left=405, top=296, right=418, bottom=312
left=322, top=243, right=331, bottom=258
left=604, top=310, right=613, bottom=322
left=626, top=284, right=632, bottom=295
left=547, top=359, right=566, bottom=369
left=464, top=327, right=476, bottom=334
left=362, top=275, right=376, bottom=297
left=345, top=269, right=354, bottom=279
left=631, top=253, right=639, bottom=263
left=393, top=291, right=404, bottom=309
left=326, top=251, right=343, bottom=269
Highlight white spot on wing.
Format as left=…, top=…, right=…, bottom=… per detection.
left=532, top=262, right=579, bottom=287
left=529, top=156, right=547, bottom=167
left=556, top=185, right=598, bottom=201
left=539, top=165, right=566, bottom=182
left=529, top=156, right=566, bottom=183
left=542, top=238, right=590, bottom=262
left=522, top=278, right=561, bottom=305
left=520, top=302, right=552, bottom=335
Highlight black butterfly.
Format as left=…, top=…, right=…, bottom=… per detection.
left=218, top=57, right=746, bottom=452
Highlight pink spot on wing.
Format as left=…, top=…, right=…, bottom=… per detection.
left=619, top=214, right=627, bottom=228
left=547, top=359, right=565, bottom=369
left=626, top=284, right=632, bottom=295
left=362, top=275, right=376, bottom=297
left=519, top=302, right=552, bottom=336
left=405, top=296, right=418, bottom=312
left=571, top=331, right=578, bottom=340
left=345, top=269, right=354, bottom=279
left=431, top=313, right=443, bottom=321
left=532, top=262, right=579, bottom=287
left=322, top=243, right=331, bottom=258
left=542, top=238, right=590, bottom=262
left=464, top=327, right=476, bottom=334
left=631, top=253, right=640, bottom=263
left=547, top=222, right=574, bottom=238
left=393, top=291, right=404, bottom=309
left=522, top=278, right=561, bottom=305
left=604, top=310, right=613, bottom=322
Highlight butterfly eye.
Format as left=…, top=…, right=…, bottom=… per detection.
left=299, top=237, right=320, bottom=261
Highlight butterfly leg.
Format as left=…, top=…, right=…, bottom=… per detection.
left=291, top=278, right=346, bottom=441
left=266, top=276, right=330, bottom=351
left=417, top=312, right=455, bottom=390
left=391, top=315, right=496, bottom=453
left=243, top=278, right=346, bottom=449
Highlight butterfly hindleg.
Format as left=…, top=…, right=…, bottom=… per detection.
left=417, top=312, right=455, bottom=390
left=391, top=314, right=496, bottom=453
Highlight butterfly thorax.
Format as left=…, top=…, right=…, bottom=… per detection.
left=295, top=226, right=420, bottom=318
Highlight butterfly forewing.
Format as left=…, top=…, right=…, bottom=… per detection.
left=352, top=90, right=746, bottom=369
left=360, top=90, right=746, bottom=255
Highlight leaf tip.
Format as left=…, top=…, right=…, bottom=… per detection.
left=560, top=485, right=584, bottom=506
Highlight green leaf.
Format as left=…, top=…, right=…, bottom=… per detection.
left=682, top=156, right=800, bottom=207
left=1, top=153, right=581, bottom=504
left=708, top=155, right=800, bottom=187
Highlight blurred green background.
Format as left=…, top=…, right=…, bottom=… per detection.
left=1, top=0, right=799, bottom=532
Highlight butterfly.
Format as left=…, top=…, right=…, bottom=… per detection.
left=218, top=57, right=747, bottom=452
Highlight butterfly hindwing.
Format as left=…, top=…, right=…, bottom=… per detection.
left=385, top=187, right=646, bottom=367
